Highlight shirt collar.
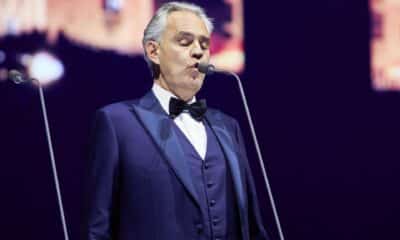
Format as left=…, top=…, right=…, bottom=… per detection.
left=152, top=83, right=196, bottom=115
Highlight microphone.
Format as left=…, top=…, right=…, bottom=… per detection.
left=196, top=62, right=287, bottom=240
left=196, top=62, right=216, bottom=75
left=8, top=69, right=34, bottom=84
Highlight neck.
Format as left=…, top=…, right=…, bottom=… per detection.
left=154, top=78, right=194, bottom=102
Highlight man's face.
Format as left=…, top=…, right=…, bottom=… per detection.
left=153, top=11, right=211, bottom=99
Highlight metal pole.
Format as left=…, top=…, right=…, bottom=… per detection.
left=37, top=82, right=70, bottom=240
left=220, top=71, right=286, bottom=240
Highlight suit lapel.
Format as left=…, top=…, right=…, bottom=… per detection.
left=205, top=111, right=248, bottom=229
left=130, top=92, right=201, bottom=207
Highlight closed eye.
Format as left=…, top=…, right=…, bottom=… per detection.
left=176, top=32, right=195, bottom=46
left=199, top=37, right=210, bottom=50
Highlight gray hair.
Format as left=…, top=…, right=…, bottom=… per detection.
left=142, top=1, right=214, bottom=78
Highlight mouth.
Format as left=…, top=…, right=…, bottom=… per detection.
left=186, top=63, right=199, bottom=78
left=189, top=68, right=200, bottom=79
left=187, top=62, right=206, bottom=80
left=188, top=62, right=200, bottom=69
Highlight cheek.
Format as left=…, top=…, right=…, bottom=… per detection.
left=169, top=44, right=191, bottom=59
left=160, top=48, right=184, bottom=73
left=171, top=49, right=190, bottom=65
left=204, top=52, right=210, bottom=61
left=205, top=48, right=211, bottom=57
left=165, top=53, right=191, bottom=76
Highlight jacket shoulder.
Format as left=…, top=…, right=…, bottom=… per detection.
left=96, top=99, right=138, bottom=116
left=207, top=107, right=239, bottom=129
left=91, top=99, right=142, bottom=128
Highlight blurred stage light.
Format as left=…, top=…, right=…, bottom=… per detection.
left=0, top=50, right=6, bottom=64
left=0, top=68, right=7, bottom=82
left=104, top=0, right=125, bottom=13
left=25, top=52, right=64, bottom=85
left=387, top=65, right=400, bottom=81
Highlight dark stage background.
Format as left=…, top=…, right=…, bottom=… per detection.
left=1, top=1, right=399, bottom=240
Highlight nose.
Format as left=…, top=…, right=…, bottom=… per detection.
left=191, top=41, right=204, bottom=60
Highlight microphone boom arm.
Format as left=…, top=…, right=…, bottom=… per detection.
left=8, top=70, right=70, bottom=240
left=37, top=81, right=70, bottom=240
left=216, top=68, right=286, bottom=240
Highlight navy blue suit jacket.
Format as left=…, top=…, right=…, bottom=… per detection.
left=82, top=91, right=270, bottom=240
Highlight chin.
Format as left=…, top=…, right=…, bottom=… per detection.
left=182, top=82, right=201, bottom=95
left=191, top=78, right=204, bottom=88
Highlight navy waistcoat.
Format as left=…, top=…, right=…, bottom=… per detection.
left=171, top=120, right=242, bottom=240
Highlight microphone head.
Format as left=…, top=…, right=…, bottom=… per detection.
left=196, top=62, right=215, bottom=75
left=8, top=69, right=30, bottom=84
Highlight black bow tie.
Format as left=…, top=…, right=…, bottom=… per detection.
left=169, top=97, right=207, bottom=121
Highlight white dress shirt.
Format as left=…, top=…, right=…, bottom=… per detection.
left=152, top=83, right=207, bottom=160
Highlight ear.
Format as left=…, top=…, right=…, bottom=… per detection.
left=144, top=40, right=160, bottom=65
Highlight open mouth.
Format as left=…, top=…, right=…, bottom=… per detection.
left=188, top=64, right=198, bottom=69
left=190, top=68, right=200, bottom=79
left=187, top=63, right=201, bottom=78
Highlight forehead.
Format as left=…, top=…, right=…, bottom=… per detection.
left=164, top=10, right=210, bottom=37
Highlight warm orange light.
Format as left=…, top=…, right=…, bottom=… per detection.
left=0, top=0, right=245, bottom=73
left=371, top=0, right=400, bottom=90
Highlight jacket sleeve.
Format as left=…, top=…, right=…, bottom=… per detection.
left=81, top=109, right=120, bottom=240
left=233, top=119, right=272, bottom=240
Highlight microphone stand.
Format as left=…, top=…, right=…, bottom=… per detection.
left=11, top=76, right=70, bottom=240
left=215, top=69, right=286, bottom=240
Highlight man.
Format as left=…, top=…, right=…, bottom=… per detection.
left=83, top=2, right=269, bottom=240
